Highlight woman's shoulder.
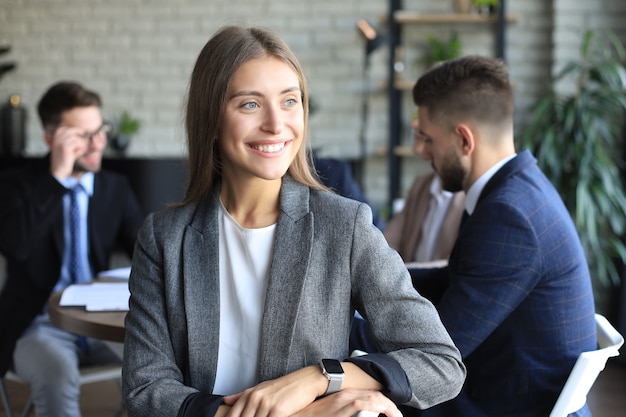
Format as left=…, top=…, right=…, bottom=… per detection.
left=145, top=198, right=209, bottom=234
left=310, top=186, right=363, bottom=209
left=308, top=187, right=373, bottom=227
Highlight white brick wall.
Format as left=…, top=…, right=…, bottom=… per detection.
left=0, top=0, right=624, bottom=211
left=553, top=0, right=626, bottom=94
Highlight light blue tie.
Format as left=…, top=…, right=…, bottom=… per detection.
left=69, top=184, right=90, bottom=353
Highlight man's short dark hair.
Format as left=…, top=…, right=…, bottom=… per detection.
left=37, top=81, right=102, bottom=129
left=413, top=55, right=513, bottom=129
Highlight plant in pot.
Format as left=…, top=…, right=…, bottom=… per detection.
left=422, top=32, right=462, bottom=69
left=518, top=29, right=626, bottom=303
left=473, top=0, right=499, bottom=15
left=110, top=110, right=140, bottom=156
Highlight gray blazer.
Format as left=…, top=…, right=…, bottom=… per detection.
left=123, top=175, right=465, bottom=416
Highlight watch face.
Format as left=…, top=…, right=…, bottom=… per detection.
left=322, top=359, right=344, bottom=374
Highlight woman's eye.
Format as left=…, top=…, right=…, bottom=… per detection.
left=284, top=98, right=297, bottom=107
left=242, top=102, right=259, bottom=109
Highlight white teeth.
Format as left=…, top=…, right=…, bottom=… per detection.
left=253, top=143, right=285, bottom=153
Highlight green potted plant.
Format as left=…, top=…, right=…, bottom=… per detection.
left=518, top=29, right=626, bottom=298
left=423, top=32, right=462, bottom=68
left=473, top=0, right=499, bottom=15
left=111, top=110, right=141, bottom=155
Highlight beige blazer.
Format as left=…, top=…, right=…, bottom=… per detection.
left=384, top=172, right=465, bottom=262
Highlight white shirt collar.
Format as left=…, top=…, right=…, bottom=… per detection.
left=465, top=154, right=516, bottom=215
left=59, top=172, right=95, bottom=197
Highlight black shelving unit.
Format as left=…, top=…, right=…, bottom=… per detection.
left=385, top=0, right=510, bottom=213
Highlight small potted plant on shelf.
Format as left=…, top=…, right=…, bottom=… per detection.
left=423, top=32, right=462, bottom=69
left=110, top=110, right=141, bottom=156
left=473, top=0, right=499, bottom=15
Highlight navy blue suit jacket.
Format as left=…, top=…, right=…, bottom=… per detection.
left=420, top=150, right=597, bottom=417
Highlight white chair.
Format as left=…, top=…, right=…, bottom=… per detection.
left=550, top=313, right=624, bottom=417
left=0, top=364, right=124, bottom=417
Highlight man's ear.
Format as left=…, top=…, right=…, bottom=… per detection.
left=455, top=124, right=475, bottom=156
left=43, top=129, right=53, bottom=147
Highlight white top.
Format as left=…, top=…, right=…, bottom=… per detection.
left=414, top=176, right=454, bottom=262
left=213, top=201, right=276, bottom=395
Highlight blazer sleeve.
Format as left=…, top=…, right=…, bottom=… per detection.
left=350, top=203, right=466, bottom=409
left=123, top=211, right=203, bottom=417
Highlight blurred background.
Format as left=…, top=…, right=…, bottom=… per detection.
left=1, top=0, right=624, bottom=211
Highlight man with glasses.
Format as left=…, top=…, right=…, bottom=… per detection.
left=0, top=81, right=144, bottom=416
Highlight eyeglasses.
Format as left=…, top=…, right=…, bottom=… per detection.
left=76, top=122, right=112, bottom=143
left=48, top=121, right=112, bottom=144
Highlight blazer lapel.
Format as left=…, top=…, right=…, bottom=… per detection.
left=258, top=176, right=313, bottom=382
left=402, top=173, right=434, bottom=260
left=436, top=192, right=465, bottom=259
left=183, top=193, right=221, bottom=390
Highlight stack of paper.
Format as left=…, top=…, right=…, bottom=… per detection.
left=59, top=282, right=130, bottom=311
left=97, top=266, right=132, bottom=280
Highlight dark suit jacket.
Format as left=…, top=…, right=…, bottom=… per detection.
left=0, top=156, right=144, bottom=376
left=421, top=150, right=597, bottom=417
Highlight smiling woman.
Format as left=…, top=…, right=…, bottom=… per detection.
left=219, top=56, right=304, bottom=218
left=122, top=25, right=466, bottom=417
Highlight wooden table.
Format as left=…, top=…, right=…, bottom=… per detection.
left=48, top=288, right=127, bottom=343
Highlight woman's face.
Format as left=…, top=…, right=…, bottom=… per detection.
left=219, top=55, right=304, bottom=184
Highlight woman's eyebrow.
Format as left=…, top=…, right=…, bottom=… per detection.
left=229, top=86, right=301, bottom=100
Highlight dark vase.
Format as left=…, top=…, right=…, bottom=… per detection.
left=1, top=94, right=26, bottom=156
left=110, top=134, right=131, bottom=156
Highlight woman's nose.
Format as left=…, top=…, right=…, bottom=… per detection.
left=261, top=106, right=285, bottom=134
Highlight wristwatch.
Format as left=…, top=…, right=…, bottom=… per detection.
left=319, top=359, right=345, bottom=396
